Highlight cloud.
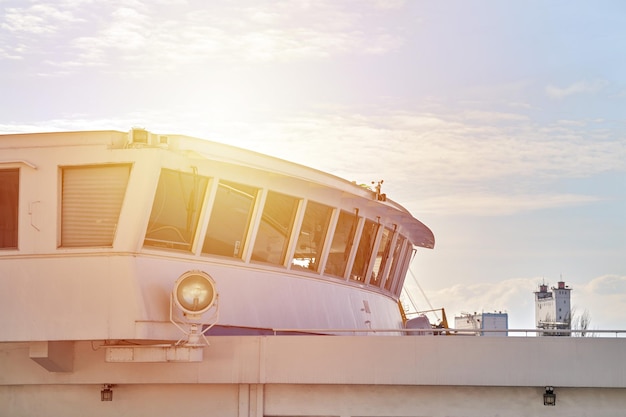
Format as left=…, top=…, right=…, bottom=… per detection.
left=242, top=110, right=626, bottom=191
left=218, top=108, right=625, bottom=216
left=573, top=275, right=626, bottom=332
left=416, top=193, right=600, bottom=216
left=1, top=3, right=83, bottom=34
left=556, top=119, right=587, bottom=127
left=0, top=1, right=88, bottom=61
left=0, top=0, right=407, bottom=75
left=459, top=110, right=530, bottom=124
left=402, top=276, right=538, bottom=329
left=3, top=104, right=624, bottom=217
left=585, top=275, right=626, bottom=296
left=366, top=0, right=406, bottom=9
left=545, top=79, right=608, bottom=99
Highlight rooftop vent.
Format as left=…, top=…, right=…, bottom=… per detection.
left=130, top=128, right=149, bottom=145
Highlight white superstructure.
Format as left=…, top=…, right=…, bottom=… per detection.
left=0, top=129, right=434, bottom=343
left=2, top=130, right=625, bottom=417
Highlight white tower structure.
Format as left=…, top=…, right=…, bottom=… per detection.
left=534, top=280, right=572, bottom=336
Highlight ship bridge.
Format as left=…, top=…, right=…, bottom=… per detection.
left=1, top=129, right=433, bottom=341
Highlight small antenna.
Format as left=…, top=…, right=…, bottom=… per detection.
left=371, top=180, right=386, bottom=201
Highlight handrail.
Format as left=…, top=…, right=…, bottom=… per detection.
left=269, top=327, right=626, bottom=337
left=0, top=159, right=38, bottom=169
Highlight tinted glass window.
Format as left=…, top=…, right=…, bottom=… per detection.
left=291, top=200, right=332, bottom=272
left=324, top=210, right=357, bottom=278
left=202, top=180, right=258, bottom=258
left=144, top=169, right=208, bottom=251
left=350, top=219, right=379, bottom=283
left=251, top=191, right=299, bottom=265
left=370, top=227, right=393, bottom=287
left=386, top=235, right=406, bottom=291
left=393, top=245, right=413, bottom=296
left=0, top=169, right=19, bottom=249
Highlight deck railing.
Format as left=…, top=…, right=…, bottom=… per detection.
left=269, top=327, right=626, bottom=337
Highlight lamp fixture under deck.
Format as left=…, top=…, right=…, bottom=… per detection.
left=543, top=386, right=556, bottom=406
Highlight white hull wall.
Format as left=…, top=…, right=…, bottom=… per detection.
left=0, top=254, right=403, bottom=341
left=2, top=336, right=626, bottom=416
left=2, top=384, right=625, bottom=417
left=2, top=130, right=426, bottom=341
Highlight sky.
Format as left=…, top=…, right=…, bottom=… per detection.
left=1, top=0, right=625, bottom=332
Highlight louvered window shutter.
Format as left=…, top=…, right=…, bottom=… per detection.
left=61, top=164, right=131, bottom=247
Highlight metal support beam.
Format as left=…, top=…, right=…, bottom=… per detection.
left=105, top=345, right=203, bottom=362
left=29, top=341, right=74, bottom=372
left=239, top=384, right=264, bottom=417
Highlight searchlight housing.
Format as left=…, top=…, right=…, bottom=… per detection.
left=105, top=270, right=220, bottom=363
left=170, top=270, right=220, bottom=347
left=173, top=270, right=217, bottom=319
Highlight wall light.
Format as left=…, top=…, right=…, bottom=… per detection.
left=543, top=386, right=556, bottom=406
left=101, top=384, right=113, bottom=401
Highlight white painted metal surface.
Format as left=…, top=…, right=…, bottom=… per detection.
left=0, top=129, right=433, bottom=340
left=2, top=336, right=626, bottom=416
left=2, top=130, right=625, bottom=416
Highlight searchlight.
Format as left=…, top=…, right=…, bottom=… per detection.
left=170, top=270, right=220, bottom=347
left=173, top=270, right=217, bottom=319
left=105, top=270, right=220, bottom=363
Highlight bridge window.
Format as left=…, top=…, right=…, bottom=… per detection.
left=324, top=210, right=358, bottom=278
left=144, top=168, right=208, bottom=251
left=351, top=219, right=378, bottom=283
left=291, top=200, right=332, bottom=272
left=385, top=235, right=406, bottom=291
left=251, top=191, right=299, bottom=265
left=370, top=227, right=393, bottom=287
left=60, top=164, right=131, bottom=247
left=202, top=180, right=258, bottom=258
left=0, top=169, right=19, bottom=249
